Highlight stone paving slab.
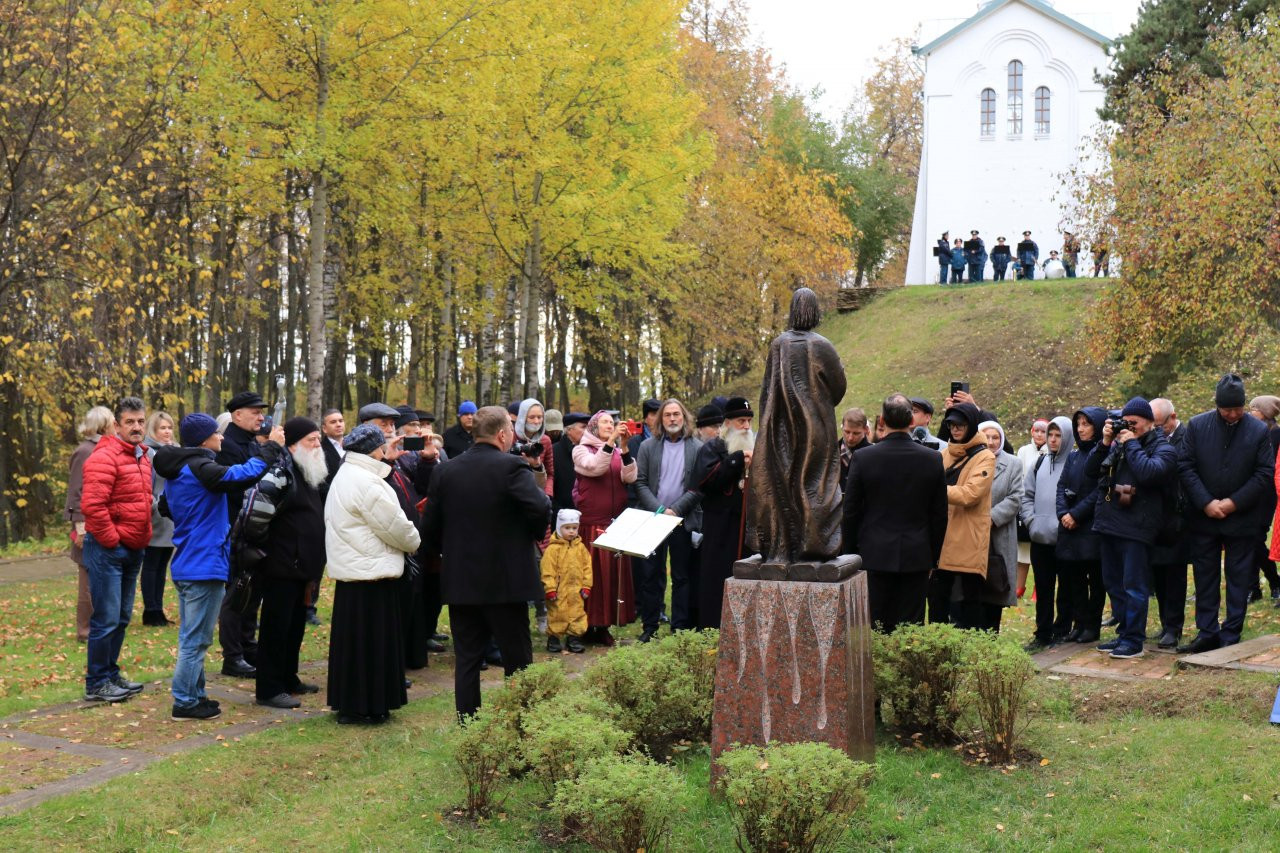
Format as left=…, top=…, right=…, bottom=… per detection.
left=0, top=554, right=76, bottom=584
left=1179, top=634, right=1280, bottom=674
left=1047, top=647, right=1177, bottom=682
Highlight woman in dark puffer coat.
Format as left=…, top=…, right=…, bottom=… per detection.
left=1055, top=407, right=1107, bottom=643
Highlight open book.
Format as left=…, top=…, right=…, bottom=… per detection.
left=591, top=508, right=684, bottom=559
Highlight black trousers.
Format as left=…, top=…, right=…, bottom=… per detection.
left=219, top=585, right=261, bottom=662
left=450, top=603, right=533, bottom=719
left=1189, top=533, right=1254, bottom=646
left=1030, top=542, right=1071, bottom=642
left=1060, top=558, right=1104, bottom=633
left=867, top=570, right=928, bottom=634
left=1150, top=561, right=1188, bottom=635
left=422, top=572, right=444, bottom=637
left=140, top=546, right=172, bottom=615
left=1254, top=540, right=1280, bottom=595
left=638, top=527, right=698, bottom=631
left=255, top=576, right=307, bottom=700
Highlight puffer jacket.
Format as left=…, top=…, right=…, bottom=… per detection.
left=1019, top=415, right=1074, bottom=545
left=1055, top=407, right=1106, bottom=561
left=324, top=451, right=421, bottom=582
left=153, top=443, right=280, bottom=582
left=1086, top=426, right=1178, bottom=545
left=541, top=534, right=592, bottom=599
left=81, top=434, right=153, bottom=550
left=938, top=434, right=996, bottom=576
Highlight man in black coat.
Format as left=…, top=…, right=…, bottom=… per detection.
left=1149, top=398, right=1189, bottom=648
left=842, top=393, right=948, bottom=634
left=1176, top=374, right=1275, bottom=653
left=551, top=413, right=589, bottom=512
left=217, top=390, right=266, bottom=677
left=422, top=405, right=551, bottom=719
left=442, top=401, right=477, bottom=459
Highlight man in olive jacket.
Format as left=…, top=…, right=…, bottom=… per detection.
left=1177, top=374, right=1275, bottom=653
left=842, top=393, right=948, bottom=634
left=422, top=406, right=551, bottom=719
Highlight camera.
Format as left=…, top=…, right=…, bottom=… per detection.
left=1107, top=416, right=1131, bottom=435
left=623, top=418, right=642, bottom=436
left=511, top=439, right=542, bottom=458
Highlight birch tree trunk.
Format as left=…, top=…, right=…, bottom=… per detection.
left=304, top=34, right=330, bottom=420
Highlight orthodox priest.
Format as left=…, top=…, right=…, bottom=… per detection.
left=694, top=398, right=755, bottom=629
left=748, top=287, right=847, bottom=565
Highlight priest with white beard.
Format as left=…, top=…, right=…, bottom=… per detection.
left=254, top=417, right=330, bottom=709
left=692, top=397, right=756, bottom=629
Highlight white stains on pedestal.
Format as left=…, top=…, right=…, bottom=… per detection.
left=808, top=583, right=841, bottom=730
left=726, top=581, right=754, bottom=683
left=780, top=583, right=807, bottom=705
left=754, top=582, right=779, bottom=742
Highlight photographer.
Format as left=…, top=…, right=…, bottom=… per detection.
left=1084, top=398, right=1177, bottom=659
left=422, top=406, right=551, bottom=719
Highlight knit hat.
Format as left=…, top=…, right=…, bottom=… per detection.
left=226, top=391, right=265, bottom=412
left=342, top=423, right=386, bottom=454
left=283, top=416, right=319, bottom=447
left=1120, top=397, right=1155, bottom=421
left=977, top=419, right=1005, bottom=450
left=394, top=405, right=420, bottom=430
left=180, top=413, right=219, bottom=447
left=722, top=397, right=753, bottom=420
left=457, top=400, right=477, bottom=416
left=696, top=403, right=725, bottom=428
left=543, top=409, right=564, bottom=432
left=556, top=508, right=582, bottom=537
left=1249, top=395, right=1280, bottom=423
left=1215, top=373, right=1246, bottom=408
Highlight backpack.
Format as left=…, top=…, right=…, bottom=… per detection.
left=226, top=454, right=293, bottom=613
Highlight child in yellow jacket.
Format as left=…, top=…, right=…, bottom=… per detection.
left=541, top=509, right=592, bottom=653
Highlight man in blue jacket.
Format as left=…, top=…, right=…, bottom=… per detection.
left=154, top=414, right=283, bottom=721
left=1017, top=230, right=1039, bottom=280
left=1085, top=398, right=1178, bottom=659
left=1176, top=374, right=1275, bottom=653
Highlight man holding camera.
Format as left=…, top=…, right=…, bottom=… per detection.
left=422, top=405, right=551, bottom=719
left=1176, top=374, right=1275, bottom=653
left=1084, top=398, right=1177, bottom=659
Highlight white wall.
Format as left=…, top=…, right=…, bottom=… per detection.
left=905, top=2, right=1109, bottom=284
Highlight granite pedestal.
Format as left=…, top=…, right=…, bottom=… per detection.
left=710, top=567, right=875, bottom=776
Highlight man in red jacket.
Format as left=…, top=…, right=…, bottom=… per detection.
left=80, top=397, right=153, bottom=702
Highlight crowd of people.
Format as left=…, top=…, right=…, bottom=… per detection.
left=63, top=368, right=1279, bottom=722
left=935, top=228, right=1108, bottom=283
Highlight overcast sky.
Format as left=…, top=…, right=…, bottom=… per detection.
left=745, top=0, right=1143, bottom=120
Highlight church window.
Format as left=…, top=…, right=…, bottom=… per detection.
left=1035, top=86, right=1051, bottom=134
left=1007, top=60, right=1023, bottom=135
left=980, top=88, right=996, bottom=136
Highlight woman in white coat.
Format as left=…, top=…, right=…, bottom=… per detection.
left=324, top=424, right=422, bottom=724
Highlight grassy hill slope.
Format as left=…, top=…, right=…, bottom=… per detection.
left=718, top=280, right=1124, bottom=430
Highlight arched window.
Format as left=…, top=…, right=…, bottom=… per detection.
left=980, top=88, right=996, bottom=136
left=1007, top=60, right=1023, bottom=135
left=1035, top=86, right=1051, bottom=134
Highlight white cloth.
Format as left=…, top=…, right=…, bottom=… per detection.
left=324, top=452, right=420, bottom=582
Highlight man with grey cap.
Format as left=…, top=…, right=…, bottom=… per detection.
left=1176, top=373, right=1276, bottom=653
left=217, top=390, right=268, bottom=677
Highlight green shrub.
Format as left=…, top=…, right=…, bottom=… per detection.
left=488, top=659, right=567, bottom=736
left=717, top=742, right=874, bottom=853
left=451, top=707, right=520, bottom=817
left=520, top=694, right=632, bottom=796
left=551, top=754, right=682, bottom=853
left=966, top=633, right=1037, bottom=762
left=582, top=645, right=707, bottom=758
left=873, top=622, right=974, bottom=741
left=653, top=628, right=719, bottom=733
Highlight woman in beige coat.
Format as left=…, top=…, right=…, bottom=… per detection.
left=928, top=403, right=995, bottom=625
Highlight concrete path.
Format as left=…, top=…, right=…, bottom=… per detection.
left=0, top=553, right=77, bottom=584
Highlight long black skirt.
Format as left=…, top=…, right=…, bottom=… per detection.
left=327, top=578, right=407, bottom=717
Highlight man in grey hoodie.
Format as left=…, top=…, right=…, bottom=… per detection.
left=1019, top=415, right=1074, bottom=650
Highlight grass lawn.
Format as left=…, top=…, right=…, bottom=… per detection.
left=1, top=570, right=1279, bottom=849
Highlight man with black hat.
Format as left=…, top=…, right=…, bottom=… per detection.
left=444, top=401, right=477, bottom=459
left=1016, top=230, right=1039, bottom=280
left=964, top=230, right=987, bottom=283
left=1176, top=373, right=1276, bottom=653
left=692, top=400, right=754, bottom=629
left=552, top=413, right=590, bottom=513
left=630, top=399, right=662, bottom=459
left=254, top=417, right=328, bottom=709
left=694, top=403, right=725, bottom=442
left=217, top=390, right=268, bottom=678
left=909, top=397, right=943, bottom=451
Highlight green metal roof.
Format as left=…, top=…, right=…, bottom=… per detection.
left=913, top=0, right=1112, bottom=57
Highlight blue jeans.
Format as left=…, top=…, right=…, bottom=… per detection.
left=939, top=263, right=950, bottom=284
left=1100, top=535, right=1151, bottom=650
left=83, top=534, right=144, bottom=688
left=172, top=580, right=226, bottom=707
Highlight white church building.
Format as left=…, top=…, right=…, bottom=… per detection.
left=904, top=0, right=1112, bottom=284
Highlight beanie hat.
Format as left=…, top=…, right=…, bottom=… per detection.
left=1215, top=373, right=1246, bottom=408
left=180, top=413, right=219, bottom=448
left=556, top=508, right=581, bottom=537
left=458, top=400, right=477, bottom=416
left=696, top=403, right=725, bottom=428
left=1120, top=397, right=1155, bottom=421
left=283, top=416, right=319, bottom=447
left=342, top=423, right=386, bottom=455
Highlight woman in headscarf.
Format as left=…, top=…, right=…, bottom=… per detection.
left=975, top=419, right=1023, bottom=631
left=515, top=398, right=555, bottom=496
left=572, top=410, right=637, bottom=645
left=324, top=424, right=422, bottom=724
left=927, top=403, right=995, bottom=625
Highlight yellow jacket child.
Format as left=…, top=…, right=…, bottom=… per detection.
left=541, top=509, right=592, bottom=653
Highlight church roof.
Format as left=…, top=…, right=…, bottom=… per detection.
left=913, top=0, right=1112, bottom=57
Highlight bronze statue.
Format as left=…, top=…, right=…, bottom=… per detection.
left=747, top=288, right=847, bottom=566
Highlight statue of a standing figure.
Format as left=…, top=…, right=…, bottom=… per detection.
left=748, top=288, right=847, bottom=566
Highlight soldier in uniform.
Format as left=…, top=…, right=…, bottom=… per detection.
left=965, top=230, right=987, bottom=283
left=991, top=236, right=1011, bottom=281
left=1062, top=231, right=1081, bottom=278
left=936, top=231, right=953, bottom=284
left=1016, top=230, right=1039, bottom=280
